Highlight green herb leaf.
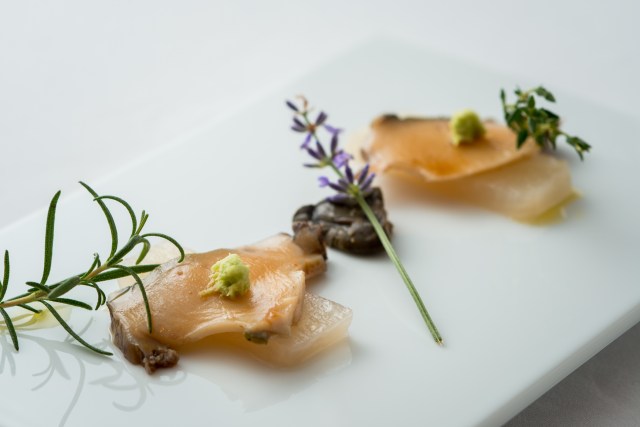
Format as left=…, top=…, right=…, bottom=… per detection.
left=140, top=233, right=185, bottom=262
left=84, top=253, right=101, bottom=278
left=25, top=281, right=49, bottom=294
left=527, top=95, right=535, bottom=109
left=80, top=182, right=119, bottom=260
left=517, top=130, right=528, bottom=148
left=92, top=264, right=158, bottom=282
left=136, top=211, right=149, bottom=235
left=566, top=136, right=590, bottom=160
left=80, top=282, right=107, bottom=309
left=533, top=86, right=556, bottom=102
left=40, top=191, right=61, bottom=285
left=0, top=250, right=9, bottom=301
left=95, top=195, right=138, bottom=238
left=108, top=235, right=144, bottom=266
left=501, top=86, right=591, bottom=159
left=49, top=298, right=93, bottom=311
left=136, top=239, right=151, bottom=265
left=47, top=276, right=81, bottom=299
left=17, top=304, right=41, bottom=314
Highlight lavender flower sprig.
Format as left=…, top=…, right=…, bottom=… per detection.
left=286, top=97, right=443, bottom=346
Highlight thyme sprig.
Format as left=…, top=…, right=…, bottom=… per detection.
left=0, top=182, right=184, bottom=355
left=501, top=86, right=591, bottom=159
left=287, top=97, right=443, bottom=345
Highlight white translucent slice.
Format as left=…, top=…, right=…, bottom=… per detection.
left=212, top=292, right=352, bottom=366
left=380, top=154, right=574, bottom=221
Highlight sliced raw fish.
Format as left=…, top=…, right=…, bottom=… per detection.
left=357, top=115, right=573, bottom=219
left=108, top=226, right=327, bottom=373
left=365, top=115, right=539, bottom=181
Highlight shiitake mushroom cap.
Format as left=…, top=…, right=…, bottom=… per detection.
left=292, top=188, right=393, bottom=255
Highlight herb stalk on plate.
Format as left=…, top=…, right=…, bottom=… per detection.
left=0, top=182, right=184, bottom=355
left=287, top=97, right=443, bottom=345
left=501, top=86, right=591, bottom=159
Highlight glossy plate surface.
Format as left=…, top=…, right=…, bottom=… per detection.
left=1, top=39, right=639, bottom=427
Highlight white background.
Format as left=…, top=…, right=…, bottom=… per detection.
left=1, top=1, right=638, bottom=425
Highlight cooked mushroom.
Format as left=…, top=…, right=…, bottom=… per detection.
left=292, top=188, right=393, bottom=255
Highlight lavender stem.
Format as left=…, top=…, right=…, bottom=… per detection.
left=354, top=192, right=443, bottom=345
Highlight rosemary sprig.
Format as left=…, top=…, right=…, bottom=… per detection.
left=287, top=97, right=443, bottom=345
left=0, top=182, right=184, bottom=355
left=500, top=86, right=591, bottom=159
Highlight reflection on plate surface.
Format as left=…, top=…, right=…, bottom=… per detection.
left=1, top=313, right=352, bottom=426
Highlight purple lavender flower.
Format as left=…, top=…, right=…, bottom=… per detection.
left=316, top=163, right=376, bottom=202
left=357, top=164, right=376, bottom=192
left=287, top=99, right=331, bottom=149
left=286, top=100, right=299, bottom=112
left=353, top=164, right=376, bottom=193
left=302, top=141, right=328, bottom=168
left=327, top=129, right=352, bottom=168
left=319, top=176, right=351, bottom=197
left=324, top=124, right=341, bottom=135
left=299, top=122, right=352, bottom=168
left=287, top=96, right=374, bottom=197
left=318, top=174, right=353, bottom=203
left=332, top=151, right=351, bottom=168
left=318, top=176, right=331, bottom=187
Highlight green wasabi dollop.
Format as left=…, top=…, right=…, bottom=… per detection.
left=449, top=109, right=486, bottom=145
left=201, top=253, right=250, bottom=298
